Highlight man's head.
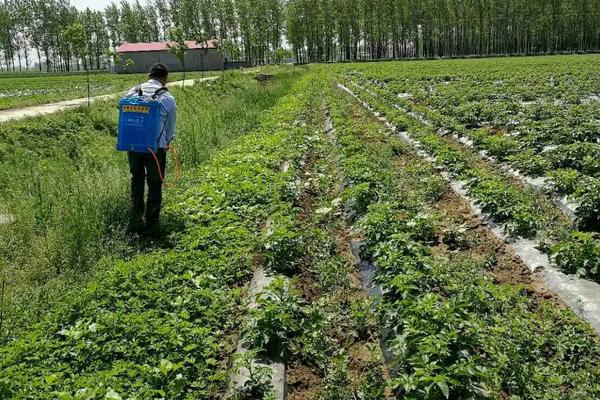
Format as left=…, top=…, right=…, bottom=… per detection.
left=149, top=63, right=169, bottom=85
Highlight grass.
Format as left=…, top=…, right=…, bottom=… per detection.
left=0, top=68, right=301, bottom=333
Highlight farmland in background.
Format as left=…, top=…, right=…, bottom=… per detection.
left=0, top=57, right=600, bottom=399
left=0, top=70, right=224, bottom=110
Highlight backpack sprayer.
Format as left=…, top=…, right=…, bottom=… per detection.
left=117, top=86, right=180, bottom=186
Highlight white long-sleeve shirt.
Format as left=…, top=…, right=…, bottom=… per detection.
left=126, top=79, right=177, bottom=149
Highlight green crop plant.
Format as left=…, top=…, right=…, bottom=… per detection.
left=573, top=178, right=600, bottom=231
left=327, top=81, right=600, bottom=399
left=551, top=232, right=600, bottom=279
left=319, top=355, right=354, bottom=400
left=263, top=212, right=304, bottom=275
left=229, top=350, right=276, bottom=400
left=506, top=149, right=550, bottom=176
left=244, top=277, right=305, bottom=358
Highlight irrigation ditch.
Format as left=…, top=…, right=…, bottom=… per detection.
left=323, top=104, right=407, bottom=400
left=337, top=81, right=600, bottom=336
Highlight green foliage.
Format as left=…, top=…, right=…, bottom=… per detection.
left=319, top=355, right=354, bottom=400
left=356, top=350, right=387, bottom=400
left=327, top=85, right=600, bottom=399
left=263, top=213, right=304, bottom=274
left=0, top=71, right=314, bottom=397
left=549, top=168, right=580, bottom=195
left=229, top=350, right=275, bottom=400
left=547, top=143, right=600, bottom=176
left=441, top=225, right=472, bottom=251
left=574, top=178, right=600, bottom=231
left=507, top=149, right=550, bottom=176
left=167, top=27, right=189, bottom=81
left=551, top=232, right=600, bottom=279
left=245, top=277, right=304, bottom=358
left=471, top=129, right=519, bottom=159
left=314, top=255, right=349, bottom=292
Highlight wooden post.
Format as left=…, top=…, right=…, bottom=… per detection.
left=0, top=279, right=5, bottom=331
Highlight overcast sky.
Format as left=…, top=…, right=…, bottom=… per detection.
left=70, top=0, right=130, bottom=11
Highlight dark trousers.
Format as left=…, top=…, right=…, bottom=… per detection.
left=128, top=149, right=167, bottom=224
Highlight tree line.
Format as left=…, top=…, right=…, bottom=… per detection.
left=1, top=0, right=600, bottom=72
left=287, top=0, right=600, bottom=62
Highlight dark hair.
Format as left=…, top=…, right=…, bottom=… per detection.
left=149, top=63, right=169, bottom=79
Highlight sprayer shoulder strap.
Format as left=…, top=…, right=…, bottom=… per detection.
left=152, top=87, right=169, bottom=99
left=135, top=85, right=143, bottom=97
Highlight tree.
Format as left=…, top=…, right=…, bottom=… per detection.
left=167, top=26, right=189, bottom=86
left=63, top=22, right=86, bottom=71
left=273, top=47, right=292, bottom=63
left=217, top=38, right=241, bottom=75
left=3, top=0, right=600, bottom=73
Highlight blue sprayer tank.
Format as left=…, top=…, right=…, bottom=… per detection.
left=116, top=94, right=163, bottom=153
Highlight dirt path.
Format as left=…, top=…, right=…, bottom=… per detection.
left=0, top=76, right=218, bottom=123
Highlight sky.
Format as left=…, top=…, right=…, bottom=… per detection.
left=70, top=0, right=130, bottom=11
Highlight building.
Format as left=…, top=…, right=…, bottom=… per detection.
left=115, top=40, right=228, bottom=73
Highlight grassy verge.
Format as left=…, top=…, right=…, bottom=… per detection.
left=327, top=81, right=600, bottom=398
left=0, top=69, right=300, bottom=333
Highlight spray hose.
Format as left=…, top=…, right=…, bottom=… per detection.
left=147, top=145, right=181, bottom=188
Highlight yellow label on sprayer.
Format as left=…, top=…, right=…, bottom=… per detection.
left=122, top=105, right=150, bottom=114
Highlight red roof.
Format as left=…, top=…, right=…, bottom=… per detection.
left=116, top=40, right=217, bottom=53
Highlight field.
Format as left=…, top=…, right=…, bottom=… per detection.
left=342, top=55, right=600, bottom=282
left=1, top=57, right=600, bottom=399
left=0, top=70, right=220, bottom=110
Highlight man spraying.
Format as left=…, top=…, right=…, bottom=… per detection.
left=122, top=63, right=177, bottom=231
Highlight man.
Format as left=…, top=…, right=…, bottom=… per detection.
left=125, top=63, right=177, bottom=230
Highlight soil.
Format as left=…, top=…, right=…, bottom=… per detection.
left=287, top=362, right=323, bottom=400
left=389, top=122, right=568, bottom=311
left=286, top=105, right=393, bottom=399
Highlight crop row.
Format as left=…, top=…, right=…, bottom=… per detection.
left=352, top=74, right=600, bottom=233
left=229, top=76, right=391, bottom=398
left=344, top=57, right=600, bottom=230
left=347, top=56, right=600, bottom=114
left=0, top=74, right=313, bottom=399
left=326, top=79, right=600, bottom=399
left=342, top=78, right=600, bottom=284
